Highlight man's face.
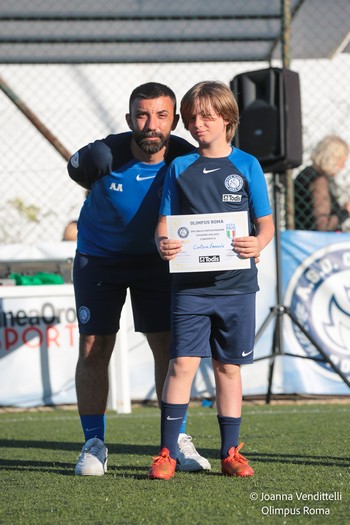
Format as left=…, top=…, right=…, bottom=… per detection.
left=126, top=96, right=179, bottom=154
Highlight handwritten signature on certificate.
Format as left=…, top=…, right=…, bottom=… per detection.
left=166, top=211, right=251, bottom=273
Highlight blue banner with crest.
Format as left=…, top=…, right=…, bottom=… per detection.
left=281, top=230, right=350, bottom=394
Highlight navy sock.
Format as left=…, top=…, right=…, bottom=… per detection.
left=179, top=411, right=188, bottom=434
left=160, top=401, right=189, bottom=459
left=80, top=414, right=106, bottom=443
left=217, top=415, right=242, bottom=459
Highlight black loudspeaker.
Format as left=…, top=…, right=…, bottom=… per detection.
left=230, top=67, right=302, bottom=173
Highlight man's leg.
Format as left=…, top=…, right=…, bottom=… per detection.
left=76, top=333, right=116, bottom=414
left=72, top=251, right=128, bottom=475
left=75, top=333, right=116, bottom=476
left=145, top=331, right=171, bottom=406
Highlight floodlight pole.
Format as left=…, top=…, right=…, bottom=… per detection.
left=0, top=75, right=71, bottom=161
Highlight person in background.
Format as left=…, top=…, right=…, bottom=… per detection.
left=62, top=220, right=78, bottom=241
left=67, top=82, right=211, bottom=476
left=148, top=81, right=274, bottom=480
left=294, top=135, right=350, bottom=231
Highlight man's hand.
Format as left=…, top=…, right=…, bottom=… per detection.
left=68, top=140, right=113, bottom=190
left=157, top=236, right=183, bottom=261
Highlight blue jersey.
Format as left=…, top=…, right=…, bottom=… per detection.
left=69, top=132, right=194, bottom=256
left=160, top=147, right=272, bottom=294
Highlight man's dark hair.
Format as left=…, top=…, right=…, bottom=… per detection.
left=129, top=82, right=177, bottom=113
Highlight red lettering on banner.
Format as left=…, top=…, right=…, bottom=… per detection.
left=65, top=324, right=76, bottom=346
left=1, top=324, right=78, bottom=351
left=47, top=325, right=60, bottom=347
left=23, top=327, right=43, bottom=348
left=5, top=328, right=18, bottom=350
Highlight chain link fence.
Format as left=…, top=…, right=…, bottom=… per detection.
left=1, top=1, right=350, bottom=244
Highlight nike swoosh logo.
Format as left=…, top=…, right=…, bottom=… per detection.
left=85, top=427, right=102, bottom=432
left=242, top=349, right=254, bottom=357
left=203, top=168, right=220, bottom=174
left=136, top=174, right=156, bottom=181
left=166, top=416, right=183, bottom=421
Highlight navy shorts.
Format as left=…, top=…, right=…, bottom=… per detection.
left=73, top=251, right=171, bottom=334
left=170, top=293, right=256, bottom=364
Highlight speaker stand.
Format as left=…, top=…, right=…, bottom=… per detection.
left=253, top=172, right=350, bottom=404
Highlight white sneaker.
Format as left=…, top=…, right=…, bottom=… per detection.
left=75, top=437, right=108, bottom=476
left=176, top=433, right=211, bottom=472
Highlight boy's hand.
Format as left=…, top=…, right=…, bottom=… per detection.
left=232, top=236, right=261, bottom=260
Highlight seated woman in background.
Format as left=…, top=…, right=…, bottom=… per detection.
left=62, top=220, right=78, bottom=241
left=294, top=135, right=350, bottom=231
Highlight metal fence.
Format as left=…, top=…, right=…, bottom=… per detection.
left=1, top=0, right=350, bottom=244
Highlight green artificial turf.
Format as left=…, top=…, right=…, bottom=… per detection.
left=0, top=403, right=349, bottom=525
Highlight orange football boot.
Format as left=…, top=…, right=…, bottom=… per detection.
left=148, top=448, right=176, bottom=480
left=221, top=443, right=254, bottom=477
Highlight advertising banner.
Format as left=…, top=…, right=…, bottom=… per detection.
left=281, top=230, right=350, bottom=394
left=0, top=285, right=78, bottom=407
left=1, top=235, right=349, bottom=409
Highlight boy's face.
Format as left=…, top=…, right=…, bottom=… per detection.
left=126, top=96, right=179, bottom=154
left=187, top=101, right=228, bottom=147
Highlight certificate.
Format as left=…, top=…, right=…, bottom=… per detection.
left=166, top=211, right=251, bottom=273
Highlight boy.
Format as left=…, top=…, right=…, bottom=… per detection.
left=149, top=81, right=274, bottom=480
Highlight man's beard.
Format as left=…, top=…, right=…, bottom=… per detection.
left=133, top=130, right=169, bottom=154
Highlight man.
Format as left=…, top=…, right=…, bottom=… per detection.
left=68, top=82, right=211, bottom=476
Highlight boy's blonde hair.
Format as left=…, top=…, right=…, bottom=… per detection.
left=311, top=135, right=349, bottom=176
left=180, top=81, right=239, bottom=143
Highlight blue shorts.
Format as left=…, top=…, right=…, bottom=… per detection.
left=170, top=293, right=256, bottom=364
left=73, top=251, right=171, bottom=334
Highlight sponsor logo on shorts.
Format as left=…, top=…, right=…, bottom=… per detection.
left=242, top=349, right=254, bottom=357
left=284, top=243, right=350, bottom=381
left=199, top=255, right=220, bottom=263
left=78, top=306, right=91, bottom=324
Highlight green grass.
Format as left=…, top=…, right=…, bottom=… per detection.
left=0, top=403, right=349, bottom=525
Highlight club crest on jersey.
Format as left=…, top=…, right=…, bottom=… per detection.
left=284, top=243, right=350, bottom=381
left=224, top=174, right=243, bottom=192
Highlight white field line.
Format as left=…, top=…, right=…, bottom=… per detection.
left=1, top=406, right=349, bottom=424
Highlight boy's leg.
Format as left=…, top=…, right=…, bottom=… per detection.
left=213, top=360, right=254, bottom=477
left=160, top=356, right=201, bottom=455
left=145, top=331, right=209, bottom=470
left=213, top=361, right=242, bottom=454
left=149, top=356, right=201, bottom=479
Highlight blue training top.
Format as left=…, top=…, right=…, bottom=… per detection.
left=68, top=132, right=194, bottom=256
left=160, top=147, right=272, bottom=295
